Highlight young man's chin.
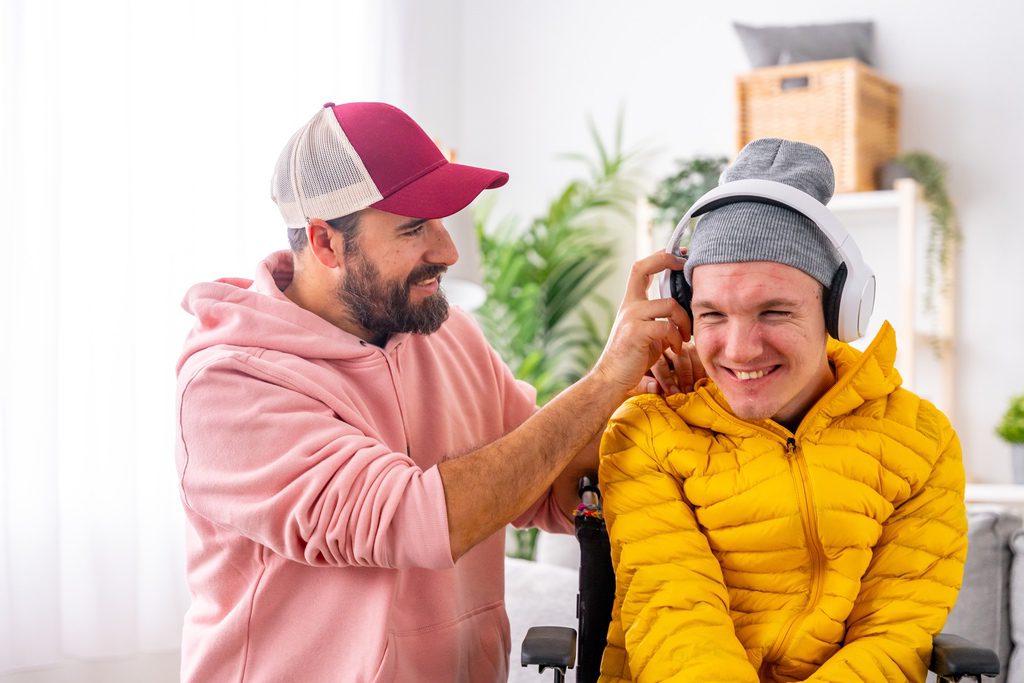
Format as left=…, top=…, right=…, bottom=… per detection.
left=718, top=386, right=781, bottom=423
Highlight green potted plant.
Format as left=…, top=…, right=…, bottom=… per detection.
left=474, top=114, right=643, bottom=559
left=647, top=155, right=729, bottom=248
left=881, top=151, right=960, bottom=314
left=648, top=155, right=729, bottom=226
left=997, top=394, right=1024, bottom=484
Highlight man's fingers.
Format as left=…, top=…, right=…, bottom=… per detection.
left=623, top=251, right=687, bottom=303
left=649, top=354, right=680, bottom=395
left=627, top=375, right=660, bottom=398
left=653, top=319, right=686, bottom=357
left=623, top=297, right=692, bottom=345
left=689, top=343, right=708, bottom=384
left=610, top=314, right=685, bottom=360
left=681, top=346, right=705, bottom=393
left=673, top=342, right=707, bottom=391
left=650, top=340, right=706, bottom=396
left=668, top=348, right=693, bottom=393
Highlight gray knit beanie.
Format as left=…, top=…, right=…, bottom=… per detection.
left=683, top=138, right=842, bottom=286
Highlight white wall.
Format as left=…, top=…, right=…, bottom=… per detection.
left=433, top=0, right=1024, bottom=481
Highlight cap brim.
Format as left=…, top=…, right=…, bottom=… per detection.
left=371, top=162, right=509, bottom=220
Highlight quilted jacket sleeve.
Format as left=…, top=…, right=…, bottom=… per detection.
left=804, top=424, right=968, bottom=682
left=598, top=398, right=760, bottom=683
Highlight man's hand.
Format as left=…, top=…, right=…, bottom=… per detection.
left=635, top=341, right=706, bottom=396
left=592, top=251, right=691, bottom=396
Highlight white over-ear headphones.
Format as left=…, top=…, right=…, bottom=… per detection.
left=658, top=178, right=876, bottom=342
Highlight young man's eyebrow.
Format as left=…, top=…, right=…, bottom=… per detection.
left=690, top=299, right=717, bottom=311
left=758, top=298, right=801, bottom=309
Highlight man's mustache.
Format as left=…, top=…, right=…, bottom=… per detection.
left=405, top=264, right=448, bottom=289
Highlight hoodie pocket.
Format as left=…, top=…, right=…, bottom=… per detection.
left=386, top=600, right=510, bottom=683
left=367, top=632, right=397, bottom=683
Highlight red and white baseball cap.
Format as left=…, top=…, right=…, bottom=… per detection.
left=271, top=101, right=509, bottom=228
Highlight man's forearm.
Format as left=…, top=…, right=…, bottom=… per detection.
left=438, top=371, right=627, bottom=561
left=550, top=433, right=601, bottom=520
left=439, top=250, right=690, bottom=561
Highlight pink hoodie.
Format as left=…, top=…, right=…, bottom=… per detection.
left=175, top=252, right=571, bottom=682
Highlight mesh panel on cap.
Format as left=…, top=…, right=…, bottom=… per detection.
left=270, top=108, right=383, bottom=229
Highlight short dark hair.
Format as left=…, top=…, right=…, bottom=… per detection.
left=287, top=211, right=363, bottom=254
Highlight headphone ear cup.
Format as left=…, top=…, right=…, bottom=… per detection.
left=670, top=269, right=693, bottom=323
left=823, top=263, right=847, bottom=340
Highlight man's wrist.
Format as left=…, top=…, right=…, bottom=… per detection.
left=578, top=367, right=633, bottom=413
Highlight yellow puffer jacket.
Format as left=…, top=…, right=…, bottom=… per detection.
left=598, top=323, right=967, bottom=683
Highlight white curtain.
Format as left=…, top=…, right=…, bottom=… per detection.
left=0, top=0, right=383, bottom=674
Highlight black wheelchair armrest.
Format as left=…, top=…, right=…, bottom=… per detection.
left=931, top=633, right=1000, bottom=680
left=522, top=626, right=576, bottom=678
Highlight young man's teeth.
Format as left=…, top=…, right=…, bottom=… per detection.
left=736, top=369, right=766, bottom=381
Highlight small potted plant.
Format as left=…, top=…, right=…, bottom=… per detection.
left=647, top=155, right=729, bottom=249
left=997, top=394, right=1024, bottom=483
left=878, top=151, right=959, bottom=314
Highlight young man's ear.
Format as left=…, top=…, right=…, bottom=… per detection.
left=306, top=219, right=343, bottom=268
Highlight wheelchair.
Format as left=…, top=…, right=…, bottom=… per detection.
left=522, top=477, right=1000, bottom=683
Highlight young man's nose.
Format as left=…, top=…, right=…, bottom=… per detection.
left=722, top=320, right=764, bottom=363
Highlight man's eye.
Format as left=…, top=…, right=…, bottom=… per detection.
left=404, top=224, right=425, bottom=236
left=698, top=312, right=723, bottom=321
left=763, top=310, right=791, bottom=318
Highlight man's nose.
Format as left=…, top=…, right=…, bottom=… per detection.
left=723, top=320, right=763, bottom=363
left=427, top=219, right=459, bottom=267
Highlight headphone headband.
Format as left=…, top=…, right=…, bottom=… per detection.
left=659, top=178, right=875, bottom=342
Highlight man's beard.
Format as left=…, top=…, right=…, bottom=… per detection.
left=339, top=254, right=450, bottom=341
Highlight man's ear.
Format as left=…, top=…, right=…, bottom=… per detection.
left=307, top=219, right=342, bottom=268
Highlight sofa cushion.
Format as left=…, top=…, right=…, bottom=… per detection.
left=1008, top=529, right=1024, bottom=681
left=943, top=507, right=1022, bottom=683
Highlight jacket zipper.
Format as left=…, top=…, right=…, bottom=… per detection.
left=693, top=392, right=828, bottom=669
left=763, top=436, right=828, bottom=667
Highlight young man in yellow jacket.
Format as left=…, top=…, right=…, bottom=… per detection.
left=598, top=138, right=967, bottom=683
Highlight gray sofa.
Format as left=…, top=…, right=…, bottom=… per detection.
left=506, top=506, right=1024, bottom=683
left=942, top=506, right=1024, bottom=683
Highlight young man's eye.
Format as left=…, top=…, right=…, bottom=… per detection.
left=404, top=224, right=425, bottom=236
left=762, top=310, right=791, bottom=318
left=698, top=311, right=723, bottom=321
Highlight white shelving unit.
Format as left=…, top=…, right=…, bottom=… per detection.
left=965, top=483, right=1024, bottom=512
left=829, top=178, right=957, bottom=422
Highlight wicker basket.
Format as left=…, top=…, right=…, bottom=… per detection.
left=736, top=58, right=901, bottom=193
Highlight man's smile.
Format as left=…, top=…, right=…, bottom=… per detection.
left=726, top=365, right=780, bottom=382
left=411, top=275, right=441, bottom=294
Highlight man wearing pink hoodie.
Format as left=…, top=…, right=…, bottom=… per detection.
left=175, top=101, right=690, bottom=682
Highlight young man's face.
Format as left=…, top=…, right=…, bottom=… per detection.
left=690, top=261, right=834, bottom=427
left=337, top=207, right=458, bottom=341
